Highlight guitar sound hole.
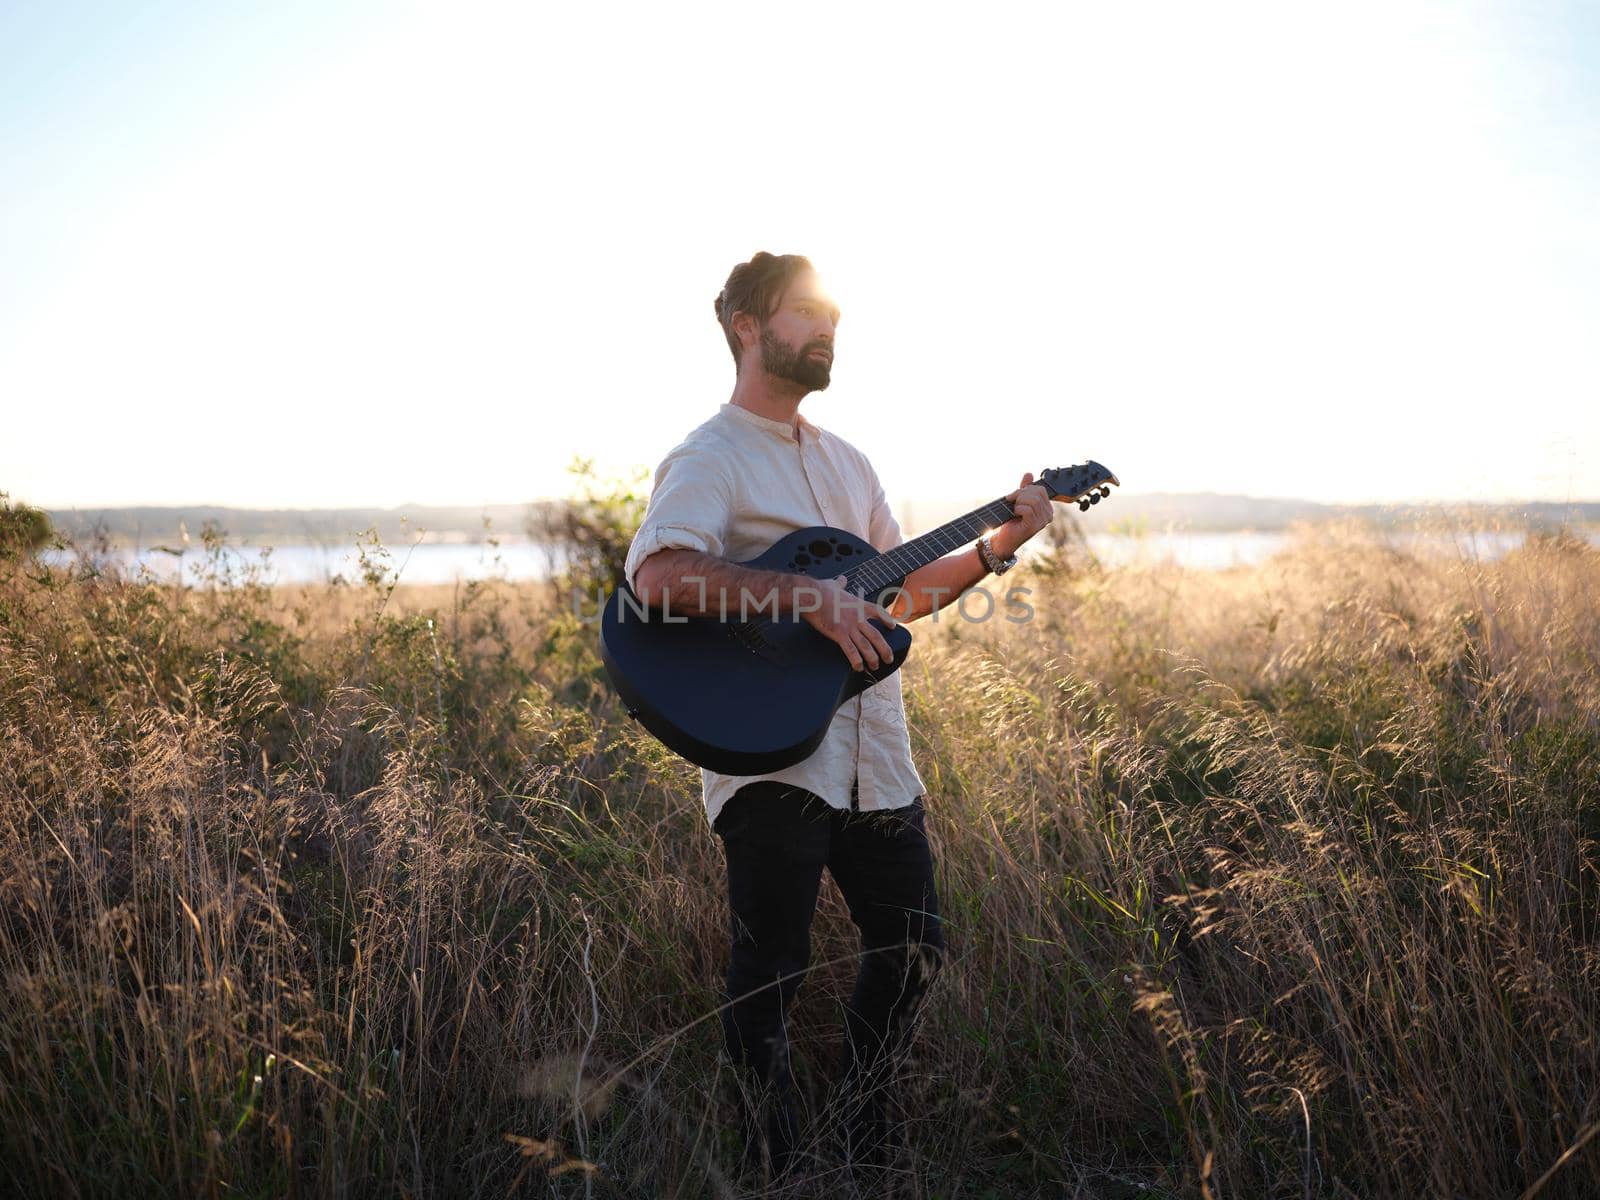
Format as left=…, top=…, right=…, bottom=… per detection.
left=838, top=544, right=853, bottom=555
left=793, top=553, right=811, bottom=566
left=809, top=539, right=831, bottom=557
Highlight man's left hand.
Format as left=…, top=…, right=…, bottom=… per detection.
left=994, top=472, right=1054, bottom=558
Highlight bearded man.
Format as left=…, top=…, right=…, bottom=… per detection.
left=623, top=252, right=1054, bottom=1181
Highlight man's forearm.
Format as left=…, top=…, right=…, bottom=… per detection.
left=633, top=550, right=816, bottom=619
left=888, top=547, right=992, bottom=623
left=887, top=514, right=1041, bottom=622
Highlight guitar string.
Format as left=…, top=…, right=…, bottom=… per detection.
left=729, top=469, right=1102, bottom=625
left=867, top=466, right=1108, bottom=590
left=846, top=466, right=1102, bottom=593
left=845, top=498, right=1016, bottom=594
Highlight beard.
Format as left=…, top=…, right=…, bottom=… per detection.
left=760, top=327, right=832, bottom=391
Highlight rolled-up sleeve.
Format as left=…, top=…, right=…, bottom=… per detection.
left=865, top=464, right=903, bottom=553
left=623, top=444, right=734, bottom=594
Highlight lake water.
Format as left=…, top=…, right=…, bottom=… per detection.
left=41, top=540, right=561, bottom=587
left=39, top=527, right=1597, bottom=587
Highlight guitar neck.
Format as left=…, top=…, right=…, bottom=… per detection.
left=846, top=498, right=1017, bottom=594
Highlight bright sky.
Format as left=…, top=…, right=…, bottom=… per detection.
left=3, top=0, right=1596, bottom=511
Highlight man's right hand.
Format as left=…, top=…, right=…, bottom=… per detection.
left=797, top=575, right=898, bottom=671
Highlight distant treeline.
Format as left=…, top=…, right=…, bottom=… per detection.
left=45, top=493, right=1600, bottom=545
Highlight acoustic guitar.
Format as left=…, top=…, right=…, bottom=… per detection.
left=598, top=461, right=1119, bottom=774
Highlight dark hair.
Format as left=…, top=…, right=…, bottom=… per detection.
left=713, top=252, right=814, bottom=364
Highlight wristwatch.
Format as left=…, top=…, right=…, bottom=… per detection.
left=976, top=535, right=1018, bottom=576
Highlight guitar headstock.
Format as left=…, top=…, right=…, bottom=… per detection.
left=1038, top=461, right=1120, bottom=512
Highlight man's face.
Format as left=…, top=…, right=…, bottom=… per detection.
left=757, top=271, right=840, bottom=392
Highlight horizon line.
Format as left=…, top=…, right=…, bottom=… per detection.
left=29, top=492, right=1600, bottom=514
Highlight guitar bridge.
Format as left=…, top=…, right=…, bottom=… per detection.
left=727, top=620, right=787, bottom=665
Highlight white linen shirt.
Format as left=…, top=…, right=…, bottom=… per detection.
left=623, top=401, right=928, bottom=828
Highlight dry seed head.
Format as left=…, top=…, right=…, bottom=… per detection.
left=520, top=1052, right=617, bottom=1121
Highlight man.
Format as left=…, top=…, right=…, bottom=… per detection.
left=623, top=252, right=1054, bottom=1180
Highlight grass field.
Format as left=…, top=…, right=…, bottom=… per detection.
left=1, top=522, right=1597, bottom=1198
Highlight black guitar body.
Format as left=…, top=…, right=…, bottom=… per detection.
left=598, top=459, right=1119, bottom=777
left=598, top=526, right=911, bottom=775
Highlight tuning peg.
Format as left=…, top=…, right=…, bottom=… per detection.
left=1078, top=498, right=1091, bottom=512
left=1099, top=486, right=1113, bottom=499
left=1089, top=492, right=1101, bottom=505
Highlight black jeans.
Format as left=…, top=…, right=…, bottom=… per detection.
left=713, top=780, right=945, bottom=1173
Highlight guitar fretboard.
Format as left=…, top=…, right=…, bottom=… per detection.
left=844, top=498, right=1017, bottom=596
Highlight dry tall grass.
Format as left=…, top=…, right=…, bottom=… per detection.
left=1, top=524, right=1596, bottom=1198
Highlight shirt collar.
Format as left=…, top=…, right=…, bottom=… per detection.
left=719, top=401, right=816, bottom=444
